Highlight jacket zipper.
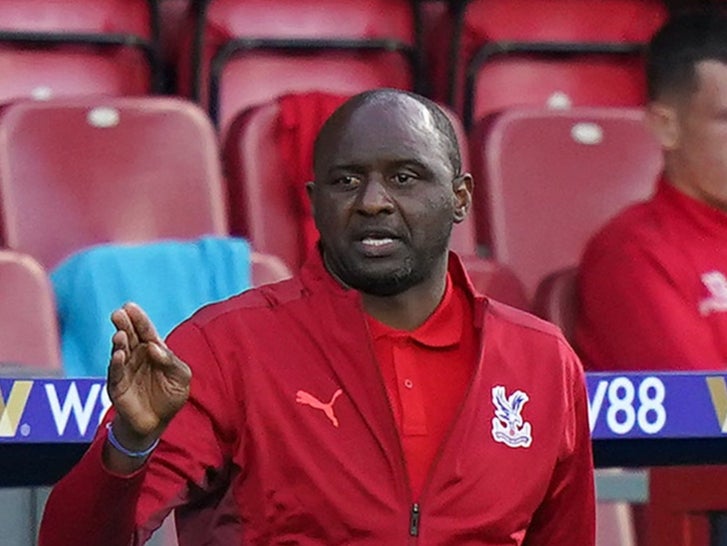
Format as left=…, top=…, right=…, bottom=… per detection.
left=411, top=302, right=488, bottom=531
left=409, top=503, right=421, bottom=537
left=358, top=296, right=487, bottom=542
left=359, top=307, right=418, bottom=541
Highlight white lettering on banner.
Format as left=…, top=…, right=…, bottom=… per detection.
left=45, top=382, right=102, bottom=436
left=587, top=376, right=667, bottom=435
left=588, top=380, right=608, bottom=432
left=99, top=385, right=112, bottom=426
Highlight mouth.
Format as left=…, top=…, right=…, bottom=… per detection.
left=353, top=231, right=404, bottom=257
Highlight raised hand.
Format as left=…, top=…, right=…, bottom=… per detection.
left=105, top=303, right=191, bottom=469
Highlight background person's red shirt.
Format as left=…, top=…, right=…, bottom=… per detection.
left=577, top=177, right=727, bottom=370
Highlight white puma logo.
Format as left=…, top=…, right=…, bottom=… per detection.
left=296, top=389, right=343, bottom=428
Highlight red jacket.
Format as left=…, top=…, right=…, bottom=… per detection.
left=40, top=252, right=594, bottom=546
left=576, top=178, right=727, bottom=370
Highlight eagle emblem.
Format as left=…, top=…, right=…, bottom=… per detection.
left=491, top=385, right=532, bottom=448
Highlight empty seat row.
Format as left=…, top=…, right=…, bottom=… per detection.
left=0, top=0, right=668, bottom=134
left=427, top=0, right=666, bottom=126
left=0, top=0, right=157, bottom=102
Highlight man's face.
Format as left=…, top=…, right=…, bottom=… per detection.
left=669, top=60, right=727, bottom=212
left=309, top=97, right=470, bottom=296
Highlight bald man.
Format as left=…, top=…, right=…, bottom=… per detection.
left=40, top=90, right=594, bottom=546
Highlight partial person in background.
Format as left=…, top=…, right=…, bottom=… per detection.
left=39, top=89, right=594, bottom=545
left=577, top=10, right=727, bottom=371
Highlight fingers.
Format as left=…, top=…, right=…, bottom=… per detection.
left=107, top=345, right=128, bottom=389
left=111, top=329, right=129, bottom=360
left=123, top=303, right=165, bottom=346
left=111, top=307, right=139, bottom=349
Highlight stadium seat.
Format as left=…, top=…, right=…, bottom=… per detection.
left=177, top=0, right=416, bottom=133
left=0, top=0, right=160, bottom=101
left=158, top=0, right=191, bottom=66
left=0, top=250, right=61, bottom=371
left=222, top=92, right=347, bottom=270
left=0, top=97, right=228, bottom=269
left=427, top=0, right=666, bottom=126
left=470, top=106, right=662, bottom=301
left=532, top=267, right=578, bottom=342
left=250, top=250, right=293, bottom=286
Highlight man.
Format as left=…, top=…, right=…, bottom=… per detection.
left=40, top=90, right=594, bottom=545
left=576, top=11, right=727, bottom=371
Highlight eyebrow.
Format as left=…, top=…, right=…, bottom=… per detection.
left=327, top=158, right=434, bottom=174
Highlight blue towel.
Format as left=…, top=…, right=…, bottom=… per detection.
left=51, top=237, right=252, bottom=378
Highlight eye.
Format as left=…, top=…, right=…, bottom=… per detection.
left=331, top=175, right=360, bottom=188
left=392, top=172, right=416, bottom=185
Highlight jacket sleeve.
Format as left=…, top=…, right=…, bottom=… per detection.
left=39, top=322, right=239, bottom=546
left=576, top=235, right=724, bottom=371
left=523, top=350, right=596, bottom=546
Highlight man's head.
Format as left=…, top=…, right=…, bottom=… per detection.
left=646, top=10, right=727, bottom=212
left=307, top=89, right=472, bottom=297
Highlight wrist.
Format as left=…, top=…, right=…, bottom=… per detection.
left=105, top=422, right=160, bottom=458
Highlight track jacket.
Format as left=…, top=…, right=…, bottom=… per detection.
left=40, top=251, right=595, bottom=546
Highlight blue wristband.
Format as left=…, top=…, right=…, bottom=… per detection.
left=105, top=422, right=159, bottom=458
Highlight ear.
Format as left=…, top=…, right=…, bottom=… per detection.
left=452, top=173, right=473, bottom=224
left=305, top=181, right=316, bottom=216
left=645, top=101, right=680, bottom=151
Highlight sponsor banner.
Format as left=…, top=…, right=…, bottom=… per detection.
left=0, top=378, right=110, bottom=443
left=587, top=372, right=727, bottom=439
left=1, top=373, right=727, bottom=442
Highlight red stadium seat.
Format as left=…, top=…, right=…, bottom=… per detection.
left=0, top=250, right=61, bottom=371
left=158, top=0, right=191, bottom=66
left=222, top=92, right=347, bottom=270
left=222, top=91, right=528, bottom=309
left=0, top=0, right=160, bottom=101
left=251, top=251, right=293, bottom=286
left=177, top=0, right=416, bottom=133
left=470, top=106, right=662, bottom=301
left=0, top=97, right=228, bottom=269
left=427, top=0, right=666, bottom=126
left=532, top=267, right=579, bottom=342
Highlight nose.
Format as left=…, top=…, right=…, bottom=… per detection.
left=356, top=175, right=395, bottom=216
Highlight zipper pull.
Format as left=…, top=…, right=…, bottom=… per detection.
left=409, top=503, right=421, bottom=537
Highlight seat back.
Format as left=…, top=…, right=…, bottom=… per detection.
left=469, top=56, right=646, bottom=128
left=0, top=0, right=156, bottom=101
left=0, top=97, right=228, bottom=269
left=470, top=106, right=662, bottom=300
left=250, top=251, right=293, bottom=286
left=215, top=54, right=413, bottom=137
left=223, top=93, right=346, bottom=270
left=0, top=0, right=151, bottom=35
left=177, top=0, right=415, bottom=131
left=532, top=267, right=578, bottom=342
left=460, top=255, right=529, bottom=310
left=0, top=250, right=61, bottom=370
left=0, top=47, right=152, bottom=103
left=427, top=0, right=665, bottom=123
